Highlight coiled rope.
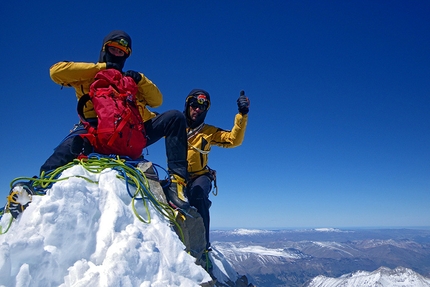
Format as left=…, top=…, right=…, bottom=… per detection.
left=1, top=155, right=184, bottom=242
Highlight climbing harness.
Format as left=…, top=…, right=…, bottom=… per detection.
left=208, top=167, right=218, bottom=196
left=186, top=125, right=219, bottom=196
left=189, top=166, right=218, bottom=197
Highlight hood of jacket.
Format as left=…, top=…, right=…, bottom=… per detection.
left=98, top=30, right=132, bottom=71
left=184, top=88, right=211, bottom=129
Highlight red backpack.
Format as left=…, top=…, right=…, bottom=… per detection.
left=77, top=69, right=147, bottom=159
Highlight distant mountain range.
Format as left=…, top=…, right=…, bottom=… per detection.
left=210, top=228, right=430, bottom=287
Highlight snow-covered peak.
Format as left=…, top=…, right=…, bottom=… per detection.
left=0, top=165, right=212, bottom=286
left=305, top=266, right=430, bottom=287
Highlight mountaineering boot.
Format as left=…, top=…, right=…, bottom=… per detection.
left=163, top=174, right=190, bottom=211
left=7, top=182, right=34, bottom=219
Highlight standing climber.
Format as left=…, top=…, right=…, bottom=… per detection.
left=184, top=89, right=250, bottom=269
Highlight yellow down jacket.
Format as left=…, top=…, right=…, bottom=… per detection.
left=187, top=113, right=248, bottom=176
left=49, top=61, right=163, bottom=121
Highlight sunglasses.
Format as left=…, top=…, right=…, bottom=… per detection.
left=189, top=101, right=208, bottom=111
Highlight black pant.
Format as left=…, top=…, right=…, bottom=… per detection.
left=187, top=173, right=213, bottom=250
left=40, top=124, right=90, bottom=173
left=143, top=110, right=188, bottom=179
left=40, top=110, right=188, bottom=179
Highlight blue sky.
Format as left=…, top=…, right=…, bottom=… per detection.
left=1, top=1, right=429, bottom=229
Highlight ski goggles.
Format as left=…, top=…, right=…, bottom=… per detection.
left=188, top=94, right=210, bottom=111
left=105, top=39, right=131, bottom=55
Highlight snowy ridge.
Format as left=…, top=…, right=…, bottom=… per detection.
left=228, top=229, right=274, bottom=236
left=305, top=266, right=430, bottom=287
left=309, top=241, right=355, bottom=256
left=355, top=239, right=423, bottom=250
left=211, top=228, right=353, bottom=238
left=314, top=228, right=342, bottom=232
left=0, top=165, right=212, bottom=286
left=214, top=242, right=308, bottom=265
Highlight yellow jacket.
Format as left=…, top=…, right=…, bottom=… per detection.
left=50, top=61, right=162, bottom=121
left=187, top=113, right=248, bottom=175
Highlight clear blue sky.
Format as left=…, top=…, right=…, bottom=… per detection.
left=1, top=1, right=429, bottom=229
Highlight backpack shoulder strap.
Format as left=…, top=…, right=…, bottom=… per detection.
left=77, top=94, right=91, bottom=124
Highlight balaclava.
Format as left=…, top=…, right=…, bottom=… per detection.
left=184, top=89, right=211, bottom=129
left=98, top=30, right=132, bottom=71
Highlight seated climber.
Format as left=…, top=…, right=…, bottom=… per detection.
left=7, top=30, right=190, bottom=218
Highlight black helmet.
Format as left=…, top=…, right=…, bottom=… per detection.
left=184, top=89, right=211, bottom=128
left=99, top=30, right=132, bottom=71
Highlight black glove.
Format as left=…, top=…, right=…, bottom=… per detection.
left=71, top=136, right=93, bottom=156
left=237, top=90, right=250, bottom=115
left=106, top=62, right=122, bottom=71
left=124, top=70, right=142, bottom=84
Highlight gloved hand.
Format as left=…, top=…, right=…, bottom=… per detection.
left=71, top=136, right=93, bottom=156
left=124, top=70, right=142, bottom=84
left=237, top=90, right=250, bottom=115
left=106, top=62, right=122, bottom=71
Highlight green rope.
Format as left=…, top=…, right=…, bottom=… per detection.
left=2, top=156, right=185, bottom=243
left=103, top=157, right=185, bottom=242
left=202, top=249, right=213, bottom=272
left=0, top=214, right=13, bottom=235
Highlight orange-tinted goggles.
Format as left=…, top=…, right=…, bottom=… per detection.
left=105, top=39, right=131, bottom=55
